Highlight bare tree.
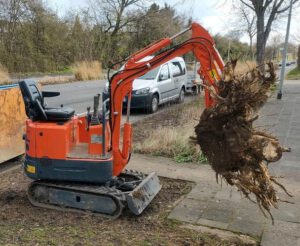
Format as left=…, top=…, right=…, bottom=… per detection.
left=92, top=0, right=142, bottom=35
left=89, top=0, right=144, bottom=60
left=0, top=0, right=27, bottom=63
left=240, top=6, right=256, bottom=59
left=266, top=34, right=283, bottom=60
left=240, top=0, right=299, bottom=65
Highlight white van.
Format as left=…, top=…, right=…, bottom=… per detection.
left=103, top=57, right=187, bottom=113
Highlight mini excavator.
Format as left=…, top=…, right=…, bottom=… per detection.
left=19, top=22, right=224, bottom=218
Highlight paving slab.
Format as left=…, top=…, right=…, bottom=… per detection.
left=200, top=200, right=238, bottom=224
left=197, top=218, right=228, bottom=230
left=261, top=220, right=300, bottom=246
left=228, top=218, right=265, bottom=238
left=168, top=198, right=207, bottom=224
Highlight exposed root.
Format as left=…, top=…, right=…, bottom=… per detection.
left=195, top=61, right=291, bottom=221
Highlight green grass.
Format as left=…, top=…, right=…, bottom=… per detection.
left=286, top=67, right=300, bottom=80
left=174, top=148, right=208, bottom=164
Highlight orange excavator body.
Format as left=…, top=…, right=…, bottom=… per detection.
left=18, top=22, right=224, bottom=217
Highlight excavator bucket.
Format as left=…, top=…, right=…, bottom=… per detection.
left=126, top=172, right=162, bottom=215
left=0, top=84, right=26, bottom=163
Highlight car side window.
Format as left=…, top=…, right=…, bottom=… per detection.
left=180, top=61, right=186, bottom=75
left=158, top=64, right=170, bottom=81
left=171, top=61, right=185, bottom=77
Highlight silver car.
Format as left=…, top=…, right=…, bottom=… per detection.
left=103, top=57, right=187, bottom=113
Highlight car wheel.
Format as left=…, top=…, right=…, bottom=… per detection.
left=148, top=94, right=159, bottom=114
left=177, top=87, right=185, bottom=103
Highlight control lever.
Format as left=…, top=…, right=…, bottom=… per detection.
left=91, top=94, right=101, bottom=125
left=86, top=106, right=91, bottom=131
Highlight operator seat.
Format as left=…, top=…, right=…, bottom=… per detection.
left=19, top=80, right=75, bottom=122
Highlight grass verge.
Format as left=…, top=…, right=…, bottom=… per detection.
left=72, top=60, right=103, bottom=81
left=286, top=67, right=300, bottom=80
left=0, top=64, right=11, bottom=84
left=133, top=97, right=207, bottom=164
left=37, top=75, right=75, bottom=85
left=0, top=61, right=104, bottom=86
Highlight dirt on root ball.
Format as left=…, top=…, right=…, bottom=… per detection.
left=194, top=60, right=291, bottom=222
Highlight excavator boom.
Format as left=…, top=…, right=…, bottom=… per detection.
left=109, top=22, right=224, bottom=176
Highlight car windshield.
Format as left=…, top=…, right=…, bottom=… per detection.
left=138, top=67, right=160, bottom=80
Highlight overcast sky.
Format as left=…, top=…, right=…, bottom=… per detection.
left=48, top=0, right=300, bottom=44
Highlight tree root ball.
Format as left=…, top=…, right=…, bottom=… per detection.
left=195, top=60, right=291, bottom=222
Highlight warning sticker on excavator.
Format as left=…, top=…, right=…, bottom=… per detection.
left=91, top=134, right=103, bottom=144
left=26, top=165, right=36, bottom=174
left=209, top=69, right=217, bottom=79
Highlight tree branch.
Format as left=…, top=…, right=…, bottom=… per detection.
left=241, top=0, right=255, bottom=11
left=263, top=0, right=273, bottom=11
left=276, top=0, right=299, bottom=14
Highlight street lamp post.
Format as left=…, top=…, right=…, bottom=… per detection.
left=277, top=0, right=293, bottom=99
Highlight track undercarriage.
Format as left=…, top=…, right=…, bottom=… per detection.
left=27, top=170, right=161, bottom=219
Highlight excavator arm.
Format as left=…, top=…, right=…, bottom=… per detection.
left=108, top=22, right=225, bottom=176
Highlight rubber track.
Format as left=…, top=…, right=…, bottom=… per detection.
left=27, top=170, right=148, bottom=219
left=27, top=181, right=126, bottom=219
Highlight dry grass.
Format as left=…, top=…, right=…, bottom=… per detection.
left=72, top=60, right=103, bottom=81
left=234, top=60, right=257, bottom=75
left=135, top=124, right=199, bottom=160
left=0, top=64, right=11, bottom=84
left=37, top=75, right=75, bottom=85
left=133, top=98, right=207, bottom=163
left=234, top=60, right=279, bottom=75
left=1, top=60, right=103, bottom=86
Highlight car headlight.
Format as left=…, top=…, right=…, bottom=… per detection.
left=135, top=87, right=150, bottom=95
left=103, top=82, right=109, bottom=93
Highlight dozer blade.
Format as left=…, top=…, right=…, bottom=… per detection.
left=126, top=172, right=162, bottom=215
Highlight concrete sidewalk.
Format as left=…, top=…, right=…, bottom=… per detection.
left=128, top=80, right=300, bottom=245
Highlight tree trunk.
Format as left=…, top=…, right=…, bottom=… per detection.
left=249, top=34, right=253, bottom=60
left=256, top=13, right=265, bottom=65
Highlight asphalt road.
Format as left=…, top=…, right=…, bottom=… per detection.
left=44, top=78, right=197, bottom=123
left=44, top=79, right=106, bottom=114
left=43, top=64, right=296, bottom=123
